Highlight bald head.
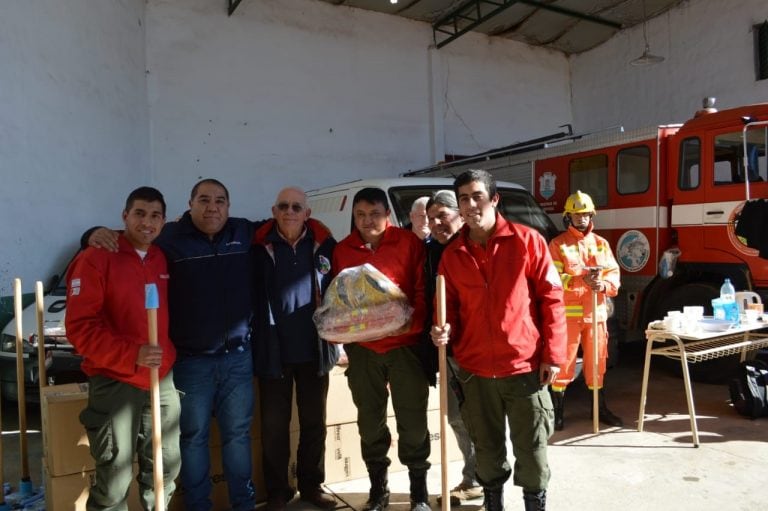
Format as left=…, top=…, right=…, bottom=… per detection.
left=272, top=186, right=311, bottom=242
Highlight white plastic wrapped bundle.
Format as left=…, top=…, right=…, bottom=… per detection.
left=313, top=263, right=413, bottom=343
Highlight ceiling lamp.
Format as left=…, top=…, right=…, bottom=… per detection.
left=630, top=0, right=665, bottom=66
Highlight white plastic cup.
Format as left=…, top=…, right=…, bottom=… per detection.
left=683, top=306, right=704, bottom=320
left=744, top=309, right=759, bottom=323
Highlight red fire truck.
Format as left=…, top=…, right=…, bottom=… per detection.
left=405, top=99, right=768, bottom=345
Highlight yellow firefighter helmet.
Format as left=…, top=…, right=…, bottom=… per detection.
left=563, top=190, right=596, bottom=217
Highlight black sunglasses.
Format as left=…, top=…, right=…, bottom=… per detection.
left=276, top=202, right=305, bottom=213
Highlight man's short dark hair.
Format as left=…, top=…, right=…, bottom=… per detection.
left=353, top=187, right=390, bottom=210
left=453, top=169, right=497, bottom=199
left=125, top=186, right=166, bottom=217
left=190, top=178, right=230, bottom=202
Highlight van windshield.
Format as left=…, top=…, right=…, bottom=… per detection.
left=388, top=186, right=559, bottom=241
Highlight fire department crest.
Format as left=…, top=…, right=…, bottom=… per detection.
left=538, top=172, right=556, bottom=199
left=617, top=230, right=650, bottom=273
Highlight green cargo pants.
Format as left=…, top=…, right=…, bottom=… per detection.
left=345, top=344, right=431, bottom=474
left=80, top=373, right=181, bottom=510
left=457, top=368, right=554, bottom=492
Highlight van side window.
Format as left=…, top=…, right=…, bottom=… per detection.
left=713, top=130, right=767, bottom=185
left=617, top=145, right=650, bottom=194
left=569, top=154, right=608, bottom=207
left=678, top=137, right=700, bottom=190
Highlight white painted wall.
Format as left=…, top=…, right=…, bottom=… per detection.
left=571, top=0, right=768, bottom=132
left=145, top=0, right=571, bottom=220
left=0, top=0, right=149, bottom=296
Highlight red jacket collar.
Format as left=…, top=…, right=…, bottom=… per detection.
left=567, top=222, right=593, bottom=239
left=344, top=221, right=397, bottom=248
left=459, top=212, right=514, bottom=245
left=253, top=218, right=332, bottom=246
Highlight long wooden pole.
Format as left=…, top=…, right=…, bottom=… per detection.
left=35, top=281, right=47, bottom=392
left=145, top=284, right=165, bottom=511
left=0, top=343, right=5, bottom=507
left=436, top=275, right=450, bottom=511
left=592, top=287, right=600, bottom=434
left=13, top=278, right=30, bottom=482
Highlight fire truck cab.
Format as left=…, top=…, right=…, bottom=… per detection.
left=407, top=101, right=768, bottom=345
left=533, top=103, right=768, bottom=342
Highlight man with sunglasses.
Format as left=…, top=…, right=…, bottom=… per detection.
left=252, top=187, right=339, bottom=511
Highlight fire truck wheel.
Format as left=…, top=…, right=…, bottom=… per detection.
left=651, top=281, right=719, bottom=323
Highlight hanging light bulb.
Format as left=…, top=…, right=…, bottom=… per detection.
left=630, top=0, right=665, bottom=66
left=390, top=0, right=398, bottom=4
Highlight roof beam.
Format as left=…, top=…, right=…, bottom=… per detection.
left=432, top=0, right=622, bottom=49
left=228, top=0, right=244, bottom=16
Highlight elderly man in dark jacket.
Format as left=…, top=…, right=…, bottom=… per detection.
left=252, top=186, right=339, bottom=511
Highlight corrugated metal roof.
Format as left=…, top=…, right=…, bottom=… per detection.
left=312, top=0, right=684, bottom=54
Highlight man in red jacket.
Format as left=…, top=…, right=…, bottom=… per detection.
left=431, top=170, right=566, bottom=511
left=66, top=187, right=181, bottom=510
left=332, top=187, right=430, bottom=511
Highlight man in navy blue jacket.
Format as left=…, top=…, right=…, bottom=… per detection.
left=252, top=187, right=339, bottom=511
left=84, top=178, right=258, bottom=511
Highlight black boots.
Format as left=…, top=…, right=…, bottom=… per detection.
left=363, top=466, right=390, bottom=511
left=597, top=389, right=623, bottom=427
left=408, top=471, right=431, bottom=511
left=552, top=387, right=623, bottom=429
left=551, top=390, right=565, bottom=431
left=481, top=487, right=504, bottom=511
left=522, top=490, right=546, bottom=511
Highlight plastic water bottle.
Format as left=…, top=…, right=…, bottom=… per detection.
left=720, top=278, right=736, bottom=302
left=719, top=278, right=738, bottom=322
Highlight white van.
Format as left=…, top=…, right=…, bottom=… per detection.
left=306, top=177, right=559, bottom=240
left=0, top=258, right=84, bottom=403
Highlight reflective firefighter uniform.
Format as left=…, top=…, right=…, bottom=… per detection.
left=548, top=223, right=620, bottom=390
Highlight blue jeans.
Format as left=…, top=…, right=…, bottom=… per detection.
left=174, top=346, right=256, bottom=511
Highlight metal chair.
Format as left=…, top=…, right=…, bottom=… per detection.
left=735, top=291, right=762, bottom=313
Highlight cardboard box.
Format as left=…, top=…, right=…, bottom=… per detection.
left=389, top=408, right=461, bottom=473
left=324, top=422, right=367, bottom=483
left=44, top=460, right=141, bottom=511
left=327, top=364, right=441, bottom=426
left=40, top=383, right=93, bottom=477
left=326, top=365, right=356, bottom=425
left=323, top=408, right=462, bottom=485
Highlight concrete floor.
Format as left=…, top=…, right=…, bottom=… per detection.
left=2, top=343, right=766, bottom=510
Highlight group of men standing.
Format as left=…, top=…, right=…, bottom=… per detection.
left=64, top=170, right=622, bottom=511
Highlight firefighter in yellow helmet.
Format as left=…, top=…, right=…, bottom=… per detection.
left=547, top=191, right=622, bottom=430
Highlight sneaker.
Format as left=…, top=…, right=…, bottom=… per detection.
left=436, top=483, right=484, bottom=506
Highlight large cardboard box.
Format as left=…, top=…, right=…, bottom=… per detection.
left=326, top=364, right=442, bottom=426
left=326, top=365, right=356, bottom=425
left=323, top=408, right=462, bottom=485
left=389, top=408, right=461, bottom=474
left=324, top=422, right=367, bottom=483
left=44, top=460, right=142, bottom=511
left=40, top=383, right=93, bottom=477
